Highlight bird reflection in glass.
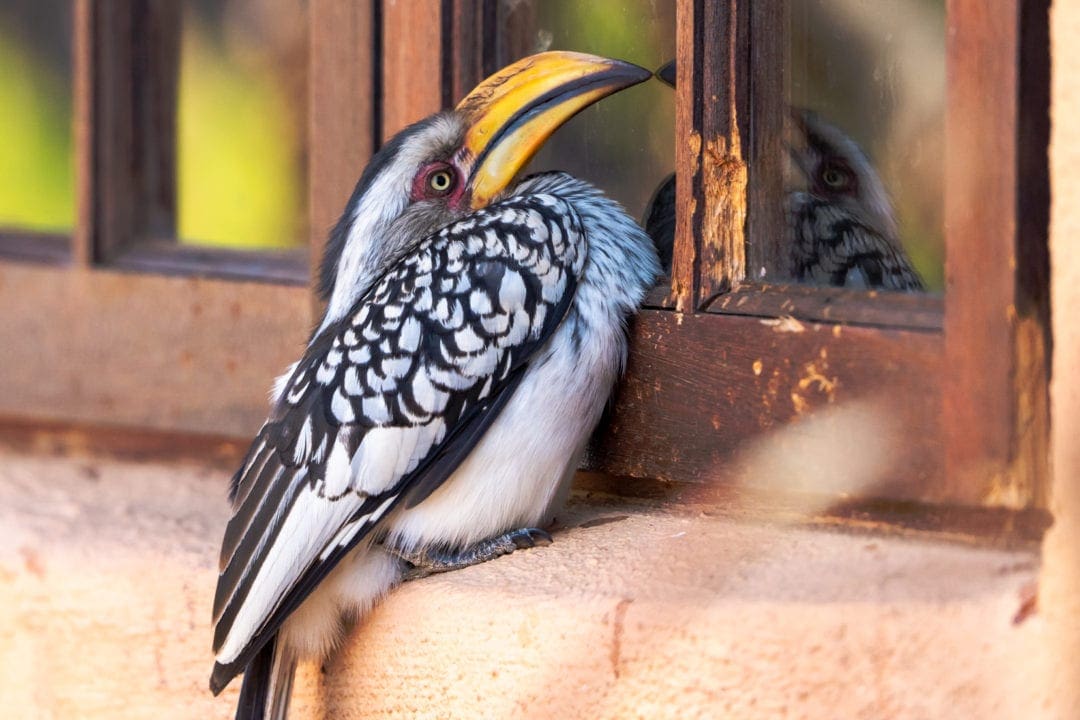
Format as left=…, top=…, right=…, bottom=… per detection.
left=644, top=60, right=924, bottom=292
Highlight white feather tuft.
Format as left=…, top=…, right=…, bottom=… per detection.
left=270, top=361, right=300, bottom=405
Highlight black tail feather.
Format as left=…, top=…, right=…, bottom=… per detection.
left=233, top=637, right=296, bottom=720
left=235, top=642, right=274, bottom=720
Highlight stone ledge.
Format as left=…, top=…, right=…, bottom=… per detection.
left=0, top=451, right=1051, bottom=719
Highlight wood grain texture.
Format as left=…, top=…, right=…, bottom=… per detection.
left=0, top=234, right=71, bottom=265
left=108, top=241, right=309, bottom=285
left=746, top=0, right=785, bottom=280
left=671, top=0, right=751, bottom=310
left=445, top=0, right=491, bottom=105
left=0, top=264, right=311, bottom=437
left=1016, top=0, right=1052, bottom=508
left=381, top=0, right=444, bottom=140
left=696, top=0, right=749, bottom=304
left=587, top=309, right=950, bottom=505
left=73, top=0, right=92, bottom=265
left=131, top=0, right=180, bottom=240
left=707, top=284, right=943, bottom=331
left=84, top=1, right=135, bottom=261
left=943, top=0, right=1050, bottom=508
left=309, top=0, right=376, bottom=290
left=669, top=0, right=698, bottom=312
left=490, top=0, right=535, bottom=69
left=0, top=418, right=248, bottom=472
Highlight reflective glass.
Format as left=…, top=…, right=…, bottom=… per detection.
left=0, top=1, right=74, bottom=233
left=496, top=0, right=675, bottom=227
left=785, top=0, right=945, bottom=291
left=177, top=0, right=307, bottom=249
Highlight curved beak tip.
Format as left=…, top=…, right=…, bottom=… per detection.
left=655, top=60, right=676, bottom=88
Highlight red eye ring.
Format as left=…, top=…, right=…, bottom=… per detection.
left=414, top=162, right=458, bottom=199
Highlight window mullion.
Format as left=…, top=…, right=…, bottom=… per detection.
left=745, top=0, right=785, bottom=284
left=79, top=1, right=180, bottom=265
left=942, top=0, right=1051, bottom=507
left=674, top=0, right=750, bottom=312
left=309, top=0, right=378, bottom=303
left=380, top=0, right=443, bottom=142
left=669, top=0, right=698, bottom=312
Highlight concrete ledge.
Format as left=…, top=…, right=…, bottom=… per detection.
left=0, top=451, right=1051, bottom=719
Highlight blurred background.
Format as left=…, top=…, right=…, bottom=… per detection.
left=0, top=0, right=942, bottom=281
left=0, top=0, right=307, bottom=249
left=0, top=0, right=74, bottom=234
left=174, top=0, right=307, bottom=249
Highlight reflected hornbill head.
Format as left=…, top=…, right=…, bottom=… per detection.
left=645, top=59, right=921, bottom=290
left=785, top=107, right=899, bottom=244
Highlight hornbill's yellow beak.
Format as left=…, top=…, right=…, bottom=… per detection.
left=457, top=51, right=651, bottom=209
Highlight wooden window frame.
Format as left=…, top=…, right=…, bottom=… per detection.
left=0, top=1, right=1051, bottom=528
left=593, top=0, right=1049, bottom=515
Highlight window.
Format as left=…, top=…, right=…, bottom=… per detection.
left=0, top=0, right=74, bottom=260
left=0, top=1, right=1051, bottom=533
left=465, top=0, right=1047, bottom=528
left=0, top=1, right=368, bottom=436
left=583, top=0, right=1047, bottom=526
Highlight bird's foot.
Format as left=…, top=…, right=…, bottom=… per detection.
left=389, top=527, right=552, bottom=581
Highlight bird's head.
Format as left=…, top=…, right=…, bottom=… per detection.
left=785, top=108, right=898, bottom=240
left=653, top=60, right=898, bottom=243
left=318, top=51, right=650, bottom=329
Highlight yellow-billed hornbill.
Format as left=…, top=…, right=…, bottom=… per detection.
left=210, top=52, right=659, bottom=719
left=645, top=60, right=923, bottom=291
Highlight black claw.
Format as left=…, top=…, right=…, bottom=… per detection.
left=508, top=527, right=552, bottom=549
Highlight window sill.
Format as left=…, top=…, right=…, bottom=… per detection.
left=0, top=448, right=1049, bottom=718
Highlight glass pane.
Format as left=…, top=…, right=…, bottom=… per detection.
left=177, top=0, right=307, bottom=249
left=0, top=1, right=74, bottom=233
left=495, top=0, right=675, bottom=246
left=785, top=0, right=945, bottom=292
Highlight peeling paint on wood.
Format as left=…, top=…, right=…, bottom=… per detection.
left=700, top=136, right=747, bottom=302
left=761, top=316, right=806, bottom=334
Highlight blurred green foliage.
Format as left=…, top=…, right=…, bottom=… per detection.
left=0, top=27, right=74, bottom=232
left=176, top=12, right=303, bottom=249
left=0, top=1, right=304, bottom=248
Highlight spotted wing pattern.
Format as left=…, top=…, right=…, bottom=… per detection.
left=210, top=193, right=585, bottom=692
left=789, top=194, right=924, bottom=291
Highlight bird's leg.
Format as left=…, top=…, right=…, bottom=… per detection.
left=388, top=528, right=553, bottom=581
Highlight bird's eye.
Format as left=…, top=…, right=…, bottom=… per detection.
left=820, top=163, right=853, bottom=191
left=427, top=169, right=455, bottom=195
left=410, top=163, right=460, bottom=203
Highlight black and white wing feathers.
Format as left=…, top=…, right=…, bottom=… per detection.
left=210, top=194, right=586, bottom=693
left=789, top=195, right=924, bottom=291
